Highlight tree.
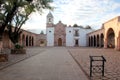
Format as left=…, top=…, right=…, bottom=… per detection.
left=0, top=0, right=53, bottom=46
left=40, top=30, right=44, bottom=34
left=85, top=25, right=92, bottom=29
left=79, top=25, right=83, bottom=28
left=73, top=24, right=78, bottom=27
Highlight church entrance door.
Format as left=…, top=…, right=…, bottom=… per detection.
left=58, top=38, right=62, bottom=46
left=75, top=39, right=79, bottom=46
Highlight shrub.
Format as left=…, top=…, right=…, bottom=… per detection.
left=15, top=43, right=23, bottom=49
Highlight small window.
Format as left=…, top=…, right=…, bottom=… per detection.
left=49, top=31, right=51, bottom=33
left=49, top=18, right=52, bottom=22
left=69, top=31, right=71, bottom=33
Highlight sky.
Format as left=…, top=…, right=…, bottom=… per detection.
left=22, top=0, right=120, bottom=34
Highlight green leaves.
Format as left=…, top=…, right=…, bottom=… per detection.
left=0, top=0, right=53, bottom=44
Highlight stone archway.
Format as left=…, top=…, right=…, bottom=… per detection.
left=29, top=36, right=31, bottom=46
left=97, top=35, right=99, bottom=47
left=107, top=28, right=115, bottom=48
left=89, top=37, right=90, bottom=46
left=91, top=36, right=93, bottom=47
left=32, top=37, right=34, bottom=46
left=58, top=38, right=62, bottom=46
left=26, top=36, right=28, bottom=46
left=94, top=35, right=96, bottom=47
left=100, top=33, right=104, bottom=47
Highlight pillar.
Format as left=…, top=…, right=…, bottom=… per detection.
left=114, top=37, right=119, bottom=50
left=104, top=38, right=107, bottom=48
left=117, top=37, right=120, bottom=50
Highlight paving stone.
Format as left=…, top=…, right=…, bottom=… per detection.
left=67, top=47, right=120, bottom=80
left=0, top=47, right=88, bottom=80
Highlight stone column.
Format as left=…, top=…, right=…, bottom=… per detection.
left=27, top=36, right=29, bottom=47
left=104, top=38, right=107, bottom=48
left=24, top=35, right=26, bottom=47
left=93, top=37, right=94, bottom=47
left=99, top=35, right=101, bottom=48
left=117, top=37, right=120, bottom=50
left=114, top=37, right=119, bottom=50
left=89, top=37, right=90, bottom=47
left=96, top=36, right=97, bottom=47
left=0, top=41, right=3, bottom=53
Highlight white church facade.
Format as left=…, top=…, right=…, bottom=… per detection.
left=46, top=12, right=93, bottom=47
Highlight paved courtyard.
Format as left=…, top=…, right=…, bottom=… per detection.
left=0, top=47, right=88, bottom=80
left=68, top=47, right=120, bottom=80
left=0, top=47, right=120, bottom=80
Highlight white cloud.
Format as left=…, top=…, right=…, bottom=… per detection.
left=23, top=0, right=120, bottom=33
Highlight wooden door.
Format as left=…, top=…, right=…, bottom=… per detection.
left=58, top=38, right=62, bottom=46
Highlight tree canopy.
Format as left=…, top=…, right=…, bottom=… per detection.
left=85, top=25, right=92, bottom=29
left=0, top=0, right=53, bottom=44
left=73, top=24, right=78, bottom=27
left=40, top=30, right=44, bottom=34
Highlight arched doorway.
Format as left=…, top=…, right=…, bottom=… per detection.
left=75, top=39, right=79, bottom=46
left=89, top=37, right=90, bottom=46
left=97, top=35, right=99, bottom=47
left=91, top=36, right=93, bottom=47
left=58, top=38, right=62, bottom=46
left=29, top=36, right=31, bottom=46
left=26, top=36, right=28, bottom=46
left=94, top=35, right=96, bottom=47
left=107, top=28, right=115, bottom=48
left=100, top=33, right=104, bottom=47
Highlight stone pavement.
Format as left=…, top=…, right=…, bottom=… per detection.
left=0, top=47, right=47, bottom=70
left=0, top=47, right=88, bottom=80
left=67, top=47, right=120, bottom=80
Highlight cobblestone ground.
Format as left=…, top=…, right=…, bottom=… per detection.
left=67, top=47, right=120, bottom=80
left=0, top=47, right=48, bottom=70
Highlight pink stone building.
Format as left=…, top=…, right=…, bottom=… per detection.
left=54, top=21, right=66, bottom=46
left=87, top=16, right=120, bottom=50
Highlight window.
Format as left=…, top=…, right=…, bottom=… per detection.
left=69, top=31, right=71, bottom=33
left=75, top=30, right=79, bottom=36
left=49, top=31, right=51, bottom=33
left=49, top=18, right=52, bottom=22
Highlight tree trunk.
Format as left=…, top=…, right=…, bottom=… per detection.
left=0, top=34, right=3, bottom=54
left=0, top=41, right=3, bottom=54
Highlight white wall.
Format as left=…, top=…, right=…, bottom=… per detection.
left=66, top=27, right=93, bottom=47
left=46, top=28, right=54, bottom=46
left=79, top=28, right=93, bottom=46
left=66, top=27, right=74, bottom=46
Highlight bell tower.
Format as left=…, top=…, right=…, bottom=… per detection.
left=46, top=12, right=54, bottom=27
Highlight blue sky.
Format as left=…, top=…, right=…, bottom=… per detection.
left=23, top=0, right=120, bottom=34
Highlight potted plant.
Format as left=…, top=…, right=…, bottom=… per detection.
left=11, top=43, right=26, bottom=54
